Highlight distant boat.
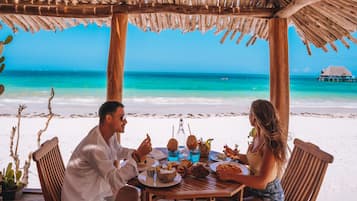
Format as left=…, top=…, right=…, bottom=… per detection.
left=318, top=66, right=356, bottom=82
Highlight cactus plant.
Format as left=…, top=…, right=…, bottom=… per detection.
left=0, top=35, right=13, bottom=96
left=1, top=162, right=22, bottom=190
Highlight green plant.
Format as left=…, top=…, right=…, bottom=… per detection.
left=1, top=104, right=31, bottom=195
left=1, top=162, right=24, bottom=191
left=0, top=35, right=13, bottom=96
left=1, top=89, right=55, bottom=195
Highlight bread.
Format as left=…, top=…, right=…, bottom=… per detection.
left=177, top=165, right=188, bottom=177
left=190, top=162, right=210, bottom=178
left=180, top=159, right=193, bottom=168
left=216, top=163, right=242, bottom=174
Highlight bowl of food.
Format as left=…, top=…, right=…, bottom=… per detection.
left=157, top=165, right=177, bottom=183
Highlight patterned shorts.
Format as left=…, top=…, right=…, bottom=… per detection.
left=246, top=178, right=284, bottom=201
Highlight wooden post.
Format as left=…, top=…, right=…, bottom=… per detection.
left=269, top=18, right=290, bottom=136
left=107, top=14, right=128, bottom=102
left=107, top=14, right=128, bottom=143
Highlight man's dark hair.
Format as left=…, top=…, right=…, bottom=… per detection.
left=98, top=101, right=124, bottom=124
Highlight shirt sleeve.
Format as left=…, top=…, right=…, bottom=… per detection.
left=116, top=145, right=135, bottom=160
left=84, top=145, right=138, bottom=194
left=112, top=135, right=136, bottom=160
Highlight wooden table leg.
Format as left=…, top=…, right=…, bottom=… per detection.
left=141, top=190, right=152, bottom=201
left=239, top=188, right=244, bottom=201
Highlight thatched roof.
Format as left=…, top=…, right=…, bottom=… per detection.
left=321, top=66, right=353, bottom=77
left=0, top=0, right=356, bottom=54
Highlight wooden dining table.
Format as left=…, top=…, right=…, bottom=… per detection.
left=129, top=148, right=246, bottom=201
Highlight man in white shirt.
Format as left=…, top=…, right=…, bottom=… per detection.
left=61, top=101, right=152, bottom=201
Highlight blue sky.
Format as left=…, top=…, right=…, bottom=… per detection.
left=0, top=23, right=356, bottom=75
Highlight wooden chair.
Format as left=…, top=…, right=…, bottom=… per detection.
left=281, top=138, right=334, bottom=201
left=33, top=137, right=65, bottom=201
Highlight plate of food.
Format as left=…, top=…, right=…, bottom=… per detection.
left=138, top=166, right=182, bottom=188
left=209, top=161, right=250, bottom=175
left=209, top=152, right=232, bottom=162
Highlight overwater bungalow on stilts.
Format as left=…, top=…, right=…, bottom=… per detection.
left=318, top=66, right=357, bottom=82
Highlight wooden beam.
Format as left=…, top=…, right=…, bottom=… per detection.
left=0, top=3, right=277, bottom=18
left=107, top=14, right=128, bottom=143
left=274, top=0, right=321, bottom=18
left=269, top=18, right=290, bottom=136
left=107, top=14, right=127, bottom=103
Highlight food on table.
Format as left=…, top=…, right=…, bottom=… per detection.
left=156, top=164, right=177, bottom=183
left=223, top=144, right=240, bottom=160
left=216, top=163, right=242, bottom=174
left=186, top=134, right=198, bottom=150
left=177, top=165, right=188, bottom=177
left=176, top=159, right=193, bottom=177
left=180, top=159, right=193, bottom=168
left=190, top=162, right=210, bottom=178
left=168, top=161, right=179, bottom=168
left=198, top=138, right=213, bottom=158
left=167, top=138, right=178, bottom=152
left=216, top=153, right=227, bottom=160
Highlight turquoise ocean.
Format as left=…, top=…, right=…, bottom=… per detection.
left=1, top=70, right=357, bottom=116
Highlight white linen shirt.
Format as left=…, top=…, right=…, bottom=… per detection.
left=61, top=126, right=138, bottom=201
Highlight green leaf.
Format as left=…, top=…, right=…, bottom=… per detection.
left=0, top=56, right=5, bottom=63
left=0, top=63, right=5, bottom=73
left=8, top=169, right=14, bottom=180
left=15, top=170, right=22, bottom=181
left=5, top=163, right=12, bottom=177
left=4, top=35, right=13, bottom=45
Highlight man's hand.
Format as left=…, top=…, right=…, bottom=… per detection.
left=135, top=134, right=152, bottom=161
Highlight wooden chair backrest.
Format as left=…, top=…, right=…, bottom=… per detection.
left=281, top=138, right=334, bottom=201
left=33, top=137, right=65, bottom=201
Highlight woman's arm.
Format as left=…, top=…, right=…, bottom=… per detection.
left=217, top=146, right=276, bottom=190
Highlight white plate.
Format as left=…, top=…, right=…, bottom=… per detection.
left=209, top=153, right=232, bottom=162
left=138, top=171, right=182, bottom=188
left=209, top=161, right=250, bottom=175
left=148, top=149, right=167, bottom=161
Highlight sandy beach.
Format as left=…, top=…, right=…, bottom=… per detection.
left=0, top=115, right=356, bottom=201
